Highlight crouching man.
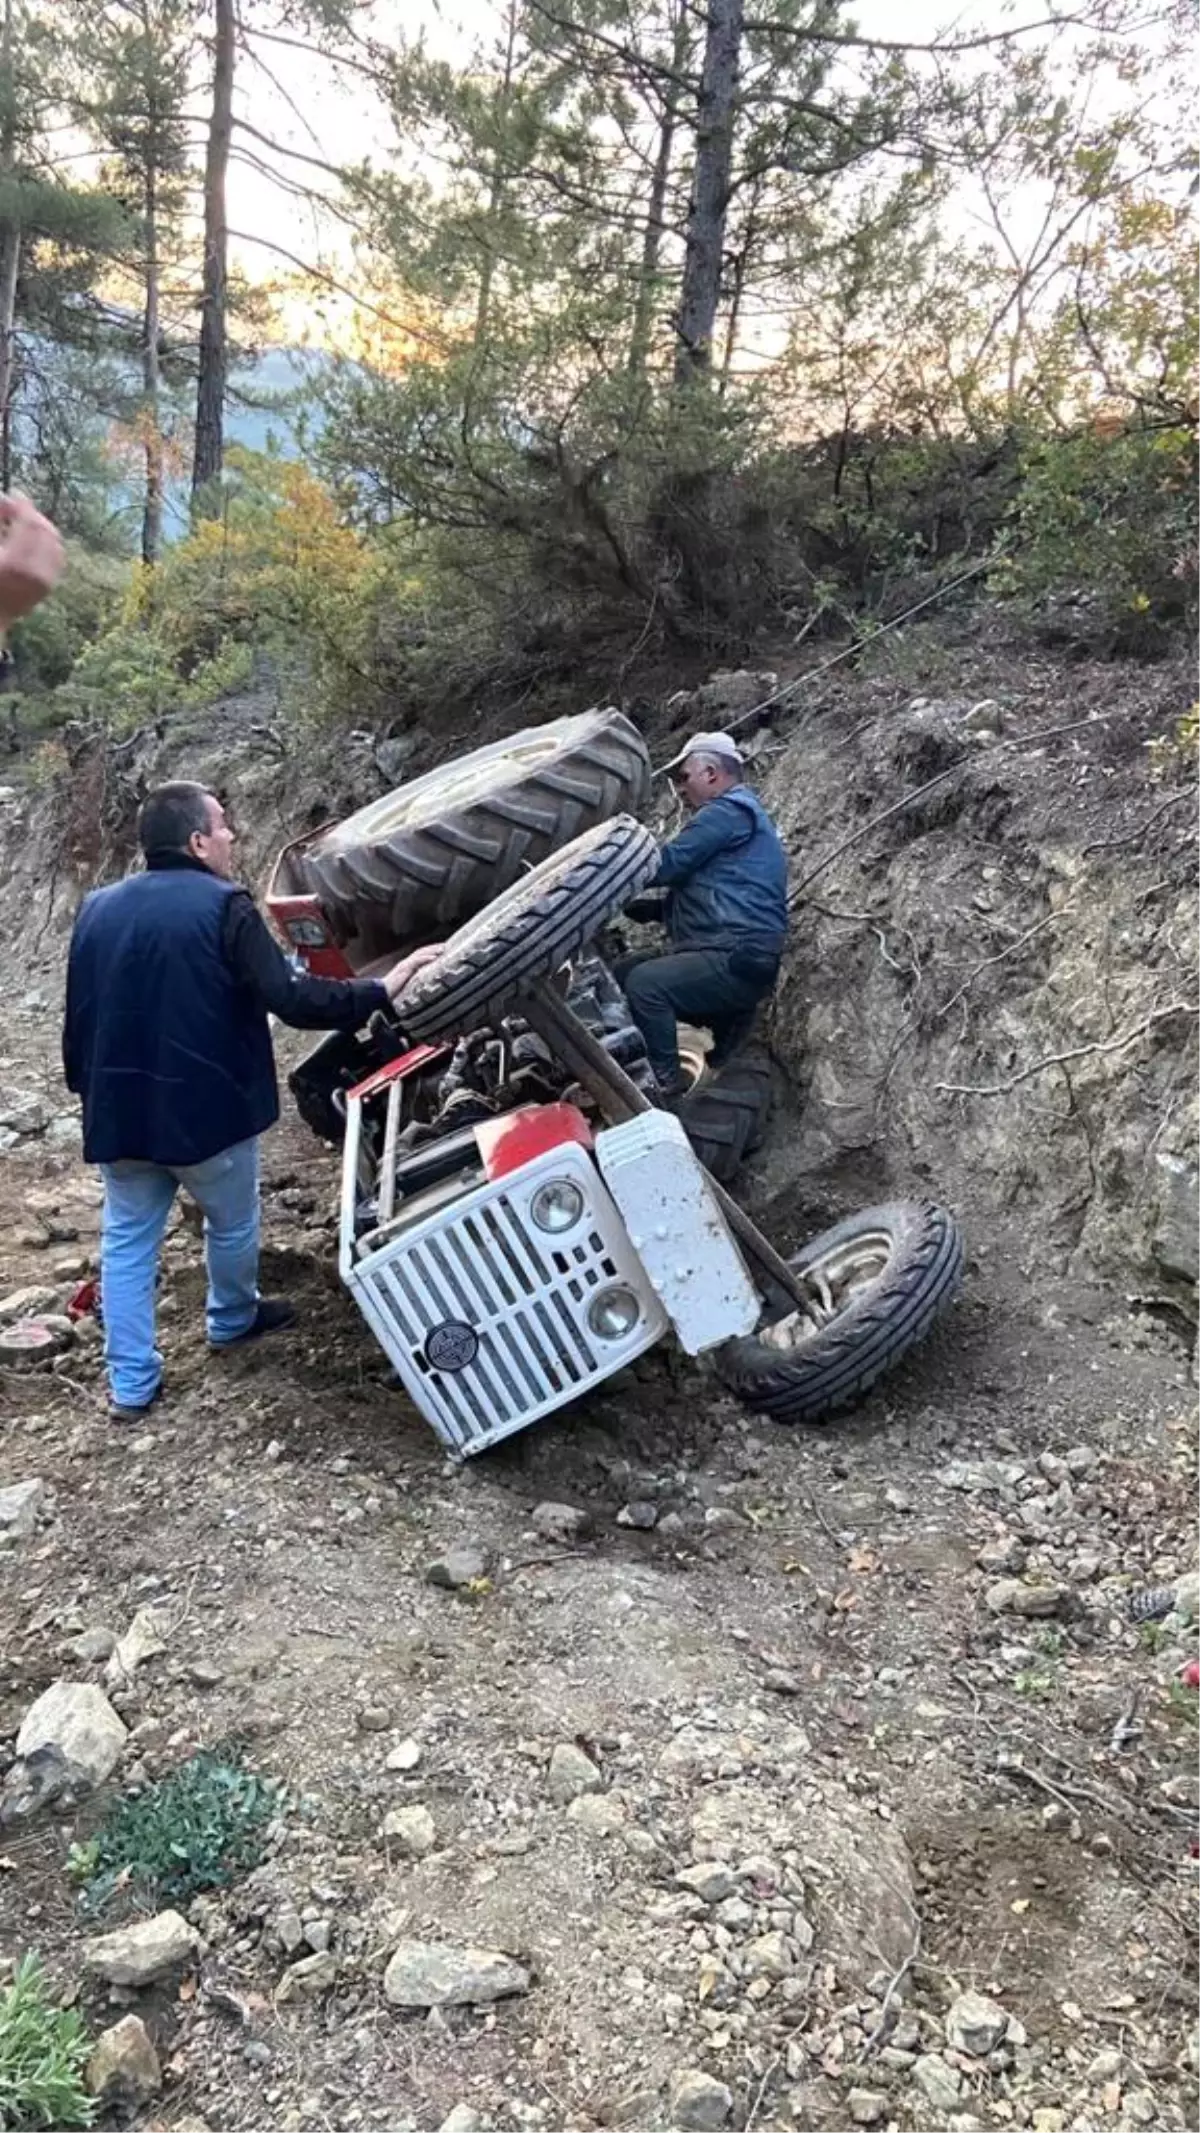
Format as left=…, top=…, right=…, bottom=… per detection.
left=618, top=731, right=788, bottom=1097
left=63, top=782, right=438, bottom=1420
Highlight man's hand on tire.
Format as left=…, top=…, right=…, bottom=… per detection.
left=383, top=941, right=443, bottom=1002
left=0, top=495, right=65, bottom=628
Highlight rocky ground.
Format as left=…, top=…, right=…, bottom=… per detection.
left=0, top=625, right=1196, bottom=2133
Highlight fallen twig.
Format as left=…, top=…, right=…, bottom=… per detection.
left=1082, top=788, right=1195, bottom=857
left=862, top=1926, right=922, bottom=2057
left=1110, top=1687, right=1143, bottom=1754
left=744, top=2054, right=781, bottom=2132
left=936, top=1001, right=1197, bottom=1098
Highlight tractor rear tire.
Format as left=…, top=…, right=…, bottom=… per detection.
left=676, top=1051, right=773, bottom=1183
left=301, top=708, right=650, bottom=943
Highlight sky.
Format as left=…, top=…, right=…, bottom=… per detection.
left=231, top=0, right=1022, bottom=342
left=227, top=0, right=1179, bottom=357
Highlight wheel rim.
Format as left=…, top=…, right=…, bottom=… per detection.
left=760, top=1229, right=895, bottom=1351
left=309, top=726, right=578, bottom=854
left=677, top=1025, right=710, bottom=1091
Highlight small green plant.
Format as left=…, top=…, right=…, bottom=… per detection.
left=0, top=1955, right=94, bottom=2129
left=76, top=1750, right=281, bottom=1913
left=1167, top=1677, right=1200, bottom=1728
left=1013, top=1667, right=1056, bottom=1699
left=1034, top=1627, right=1065, bottom=1659
left=1138, top=1620, right=1174, bottom=1654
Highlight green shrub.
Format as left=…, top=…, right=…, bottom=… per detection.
left=9, top=544, right=129, bottom=692
left=1001, top=424, right=1197, bottom=651
left=0, top=1956, right=94, bottom=2129
left=74, top=1749, right=281, bottom=1912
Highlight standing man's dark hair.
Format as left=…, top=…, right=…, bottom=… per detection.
left=137, top=783, right=213, bottom=857
left=64, top=781, right=441, bottom=1422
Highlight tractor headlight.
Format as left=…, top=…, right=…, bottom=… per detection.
left=530, top=1179, right=586, bottom=1234
left=587, top=1285, right=642, bottom=1340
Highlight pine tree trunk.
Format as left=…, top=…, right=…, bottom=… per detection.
left=673, top=0, right=743, bottom=388
left=192, top=0, right=234, bottom=510
left=473, top=0, right=519, bottom=351
left=142, top=160, right=163, bottom=565
left=628, top=10, right=689, bottom=380
left=0, top=0, right=18, bottom=485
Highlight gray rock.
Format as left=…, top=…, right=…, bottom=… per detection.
left=274, top=1903, right=306, bottom=1954
left=0, top=1284, right=57, bottom=1322
left=616, top=1499, right=658, bottom=1529
left=375, top=734, right=419, bottom=785
left=0, top=1093, right=49, bottom=1136
left=106, top=1605, right=170, bottom=1683
left=1151, top=1153, right=1199, bottom=1284
left=85, top=1909, right=196, bottom=1987
left=693, top=669, right=777, bottom=719
left=668, top=2067, right=734, bottom=2128
left=977, top=1535, right=1027, bottom=1575
left=426, top=1545, right=489, bottom=1589
left=1065, top=1445, right=1097, bottom=1477
left=531, top=1501, right=591, bottom=1544
left=714, top=1895, right=754, bottom=1931
left=985, top=1579, right=1067, bottom=1617
left=1174, top=1570, right=1199, bottom=1621
left=386, top=1737, right=422, bottom=1771
left=548, top=1741, right=602, bottom=1803
left=939, top=1460, right=1003, bottom=1492
left=847, top=2093, right=889, bottom=2128
left=911, top=2054, right=963, bottom=2110
left=763, top=1668, right=802, bottom=1696
left=946, top=1989, right=1009, bottom=2055
left=960, top=698, right=1003, bottom=735
left=0, top=1479, right=46, bottom=1542
left=566, top=1792, right=626, bottom=1836
left=69, top=1627, right=118, bottom=1663
left=382, top=1803, right=436, bottom=1856
left=792, top=1792, right=917, bottom=1989
left=382, top=1940, right=529, bottom=2009
left=276, top=1952, right=339, bottom=2003
left=1161, top=1772, right=1199, bottom=1808
left=87, top=2015, right=161, bottom=2105
left=15, top=1680, right=126, bottom=1787
left=743, top=1930, right=791, bottom=1979
left=357, top=1703, right=393, bottom=1733
left=676, top=1862, right=737, bottom=1904
left=438, top=2111, right=485, bottom=2133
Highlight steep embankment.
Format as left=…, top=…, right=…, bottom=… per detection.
left=2, top=616, right=1195, bottom=1312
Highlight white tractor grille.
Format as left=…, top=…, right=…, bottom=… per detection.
left=345, top=1142, right=666, bottom=1456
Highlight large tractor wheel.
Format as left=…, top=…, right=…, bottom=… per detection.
left=301, top=708, right=650, bottom=943
left=399, top=818, right=659, bottom=1041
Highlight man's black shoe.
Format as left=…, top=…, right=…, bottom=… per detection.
left=110, top=1384, right=163, bottom=1424
left=653, top=1071, right=692, bottom=1108
left=210, top=1298, right=297, bottom=1350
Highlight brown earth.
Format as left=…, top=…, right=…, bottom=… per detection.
left=0, top=613, right=1196, bottom=2133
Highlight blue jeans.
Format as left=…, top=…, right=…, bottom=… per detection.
left=617, top=949, right=775, bottom=1085
left=100, top=1138, right=260, bottom=1408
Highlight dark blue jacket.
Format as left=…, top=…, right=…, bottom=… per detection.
left=655, top=785, right=788, bottom=961
left=63, top=857, right=385, bottom=1167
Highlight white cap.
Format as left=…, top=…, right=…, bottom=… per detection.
left=662, top=729, right=744, bottom=775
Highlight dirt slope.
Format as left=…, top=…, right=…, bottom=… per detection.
left=0, top=616, right=1195, bottom=2133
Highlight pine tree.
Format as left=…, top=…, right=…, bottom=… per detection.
left=75, top=0, right=195, bottom=562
